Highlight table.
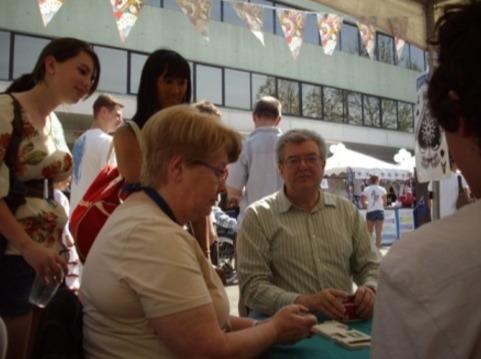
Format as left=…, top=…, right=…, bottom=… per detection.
left=262, top=320, right=372, bottom=359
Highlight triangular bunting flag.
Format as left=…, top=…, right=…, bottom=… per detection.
left=357, top=17, right=377, bottom=60
left=233, top=2, right=264, bottom=46
left=37, top=0, right=64, bottom=27
left=176, top=0, right=211, bottom=41
left=388, top=17, right=408, bottom=60
left=317, top=13, right=342, bottom=56
left=111, top=0, right=144, bottom=43
left=277, top=9, right=305, bottom=59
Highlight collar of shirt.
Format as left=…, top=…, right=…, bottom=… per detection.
left=277, top=187, right=337, bottom=214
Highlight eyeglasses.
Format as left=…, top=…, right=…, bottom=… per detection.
left=283, top=155, right=323, bottom=168
left=192, top=160, right=228, bottom=183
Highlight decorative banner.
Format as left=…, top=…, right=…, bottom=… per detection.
left=357, top=17, right=377, bottom=60
left=388, top=17, right=408, bottom=60
left=177, top=0, right=211, bottom=41
left=414, top=72, right=451, bottom=182
left=111, top=0, right=144, bottom=43
left=37, top=0, right=64, bottom=27
left=277, top=9, right=306, bottom=60
left=233, top=2, right=264, bottom=46
left=317, top=13, right=342, bottom=56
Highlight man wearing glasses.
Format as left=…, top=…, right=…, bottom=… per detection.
left=237, top=129, right=379, bottom=320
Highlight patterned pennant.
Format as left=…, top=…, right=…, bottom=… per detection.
left=37, top=0, right=64, bottom=27
left=176, top=0, right=211, bottom=41
left=357, top=17, right=377, bottom=60
left=277, top=9, right=306, bottom=60
left=111, top=0, right=144, bottom=43
left=317, top=13, right=342, bottom=56
left=233, top=2, right=264, bottom=46
left=388, top=17, right=408, bottom=60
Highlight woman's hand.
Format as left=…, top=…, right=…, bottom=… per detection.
left=270, top=304, right=317, bottom=344
left=21, top=241, right=68, bottom=284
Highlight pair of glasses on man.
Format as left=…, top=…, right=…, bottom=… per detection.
left=192, top=160, right=228, bottom=183
left=283, top=155, right=323, bottom=167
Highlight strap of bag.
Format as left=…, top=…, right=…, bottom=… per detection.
left=105, top=120, right=142, bottom=163
left=457, top=174, right=463, bottom=194
left=142, top=187, right=177, bottom=223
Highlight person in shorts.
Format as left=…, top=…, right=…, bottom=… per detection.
left=361, top=174, right=387, bottom=248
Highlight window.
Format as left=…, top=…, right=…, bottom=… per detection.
left=195, top=64, right=222, bottom=105
left=377, top=33, right=395, bottom=65
left=277, top=78, right=300, bottom=116
left=398, top=101, right=414, bottom=132
left=410, top=45, right=425, bottom=72
left=223, top=2, right=245, bottom=27
left=302, top=84, right=322, bottom=119
left=162, top=0, right=179, bottom=11
left=340, top=23, right=359, bottom=55
left=363, top=95, right=381, bottom=127
left=323, top=87, right=344, bottom=123
left=0, top=32, right=10, bottom=80
left=304, top=13, right=319, bottom=45
left=94, top=46, right=128, bottom=93
left=225, top=69, right=250, bottom=109
left=129, top=52, right=147, bottom=94
left=13, top=35, right=49, bottom=80
left=251, top=0, right=274, bottom=34
left=144, top=0, right=161, bottom=6
left=381, top=99, right=397, bottom=129
left=251, top=73, right=275, bottom=105
left=397, top=43, right=410, bottom=69
left=346, top=92, right=362, bottom=125
left=210, top=0, right=222, bottom=21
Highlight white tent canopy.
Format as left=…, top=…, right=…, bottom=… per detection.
left=325, top=144, right=411, bottom=181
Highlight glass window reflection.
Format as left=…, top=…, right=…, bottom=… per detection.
left=302, top=84, right=322, bottom=119
left=398, top=102, right=414, bottom=132
left=196, top=64, right=222, bottom=105
left=340, top=23, right=359, bottom=55
left=363, top=95, right=381, bottom=127
left=0, top=31, right=10, bottom=80
left=346, top=92, right=362, bottom=125
left=323, top=87, right=344, bottom=123
left=225, top=69, right=250, bottom=109
left=94, top=46, right=128, bottom=93
left=13, top=35, right=49, bottom=80
left=251, top=73, right=276, bottom=106
left=381, top=99, right=397, bottom=129
left=277, top=78, right=300, bottom=116
left=129, top=52, right=147, bottom=94
left=377, top=33, right=395, bottom=65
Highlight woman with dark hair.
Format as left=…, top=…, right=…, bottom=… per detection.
left=371, top=3, right=481, bottom=358
left=114, top=49, right=213, bottom=256
left=0, top=37, right=100, bottom=359
left=114, top=49, right=191, bottom=184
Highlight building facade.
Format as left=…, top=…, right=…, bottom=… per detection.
left=0, top=0, right=423, bottom=161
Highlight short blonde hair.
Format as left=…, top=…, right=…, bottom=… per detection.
left=141, top=104, right=242, bottom=187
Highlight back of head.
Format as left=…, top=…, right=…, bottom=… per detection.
left=276, top=129, right=326, bottom=163
left=141, top=104, right=242, bottom=187
left=428, top=1, right=481, bottom=149
left=193, top=100, right=222, bottom=118
left=93, top=94, right=124, bottom=118
left=253, top=96, right=282, bottom=119
left=7, top=37, right=100, bottom=95
left=133, top=49, right=191, bottom=129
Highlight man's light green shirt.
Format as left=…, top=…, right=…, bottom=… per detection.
left=237, top=189, right=379, bottom=315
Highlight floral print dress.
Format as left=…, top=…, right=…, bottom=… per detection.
left=0, top=94, right=72, bottom=255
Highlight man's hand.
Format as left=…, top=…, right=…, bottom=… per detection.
left=354, top=286, right=376, bottom=319
left=295, top=288, right=349, bottom=320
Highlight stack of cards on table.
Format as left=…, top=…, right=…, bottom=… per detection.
left=312, top=321, right=371, bottom=350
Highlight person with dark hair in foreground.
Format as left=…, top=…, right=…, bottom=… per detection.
left=371, top=2, right=481, bottom=358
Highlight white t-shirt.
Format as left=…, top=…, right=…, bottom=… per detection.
left=428, top=171, right=469, bottom=218
left=362, top=185, right=387, bottom=212
left=371, top=200, right=481, bottom=359
left=70, top=128, right=116, bottom=212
